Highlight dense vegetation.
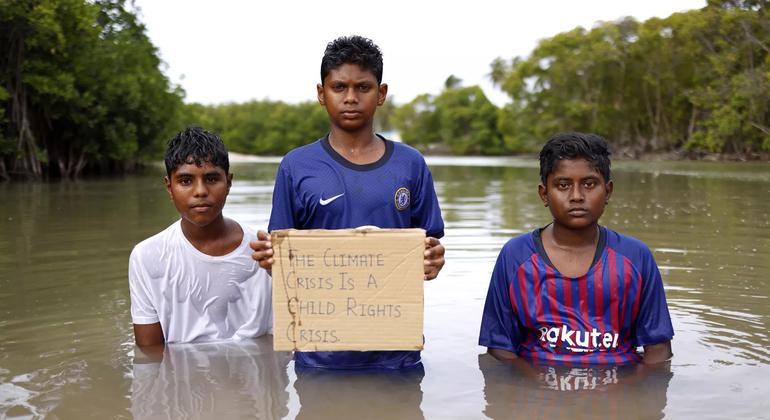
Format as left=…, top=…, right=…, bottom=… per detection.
left=0, top=0, right=183, bottom=180
left=1, top=0, right=767, bottom=180
left=487, top=0, right=770, bottom=156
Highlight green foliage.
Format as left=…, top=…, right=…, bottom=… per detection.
left=444, top=75, right=463, bottom=89
left=182, top=100, right=328, bottom=155
left=393, top=85, right=503, bottom=155
left=374, top=97, right=397, bottom=132
left=491, top=4, right=770, bottom=155
left=435, top=86, right=502, bottom=154
left=392, top=94, right=441, bottom=147
left=0, top=0, right=184, bottom=179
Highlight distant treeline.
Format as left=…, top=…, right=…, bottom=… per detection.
left=1, top=1, right=767, bottom=180
left=0, top=0, right=184, bottom=180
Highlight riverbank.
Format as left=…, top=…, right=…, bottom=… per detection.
left=612, top=147, right=770, bottom=162
left=229, top=150, right=770, bottom=164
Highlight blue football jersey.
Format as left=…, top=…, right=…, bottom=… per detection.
left=269, top=134, right=444, bottom=369
left=479, top=226, right=674, bottom=365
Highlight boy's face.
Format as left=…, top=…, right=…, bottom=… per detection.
left=317, top=63, right=387, bottom=132
left=538, top=158, right=613, bottom=231
left=164, top=160, right=232, bottom=229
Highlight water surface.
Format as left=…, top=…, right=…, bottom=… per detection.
left=1, top=157, right=768, bottom=419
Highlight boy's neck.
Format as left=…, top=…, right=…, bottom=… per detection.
left=180, top=215, right=240, bottom=256
left=547, top=222, right=600, bottom=248
left=328, top=126, right=384, bottom=165
left=541, top=222, right=601, bottom=278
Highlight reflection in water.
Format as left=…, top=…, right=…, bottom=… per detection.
left=478, top=353, right=673, bottom=419
left=131, top=336, right=290, bottom=419
left=293, top=364, right=424, bottom=420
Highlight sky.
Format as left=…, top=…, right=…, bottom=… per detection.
left=134, top=0, right=706, bottom=107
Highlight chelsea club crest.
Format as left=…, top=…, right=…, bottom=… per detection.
left=394, top=187, right=410, bottom=211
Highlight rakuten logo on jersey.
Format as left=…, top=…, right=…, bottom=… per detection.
left=538, top=325, right=619, bottom=353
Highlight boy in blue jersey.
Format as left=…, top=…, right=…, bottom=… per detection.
left=479, top=132, right=673, bottom=365
left=250, top=35, right=446, bottom=370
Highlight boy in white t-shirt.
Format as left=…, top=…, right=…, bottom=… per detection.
left=129, top=127, right=272, bottom=348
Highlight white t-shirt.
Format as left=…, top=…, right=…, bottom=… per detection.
left=129, top=220, right=272, bottom=343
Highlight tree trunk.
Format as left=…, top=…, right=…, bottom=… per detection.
left=8, top=29, right=42, bottom=179
left=74, top=151, right=87, bottom=178
left=56, top=145, right=87, bottom=179
left=688, top=106, right=698, bottom=140
left=0, top=159, right=9, bottom=181
left=14, top=101, right=42, bottom=178
left=642, top=79, right=658, bottom=152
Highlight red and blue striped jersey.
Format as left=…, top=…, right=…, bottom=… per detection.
left=479, top=226, right=674, bottom=365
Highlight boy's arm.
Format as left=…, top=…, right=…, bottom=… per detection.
left=632, top=244, right=675, bottom=356
left=488, top=347, right=518, bottom=361
left=479, top=244, right=522, bottom=356
left=129, top=248, right=165, bottom=348
left=133, top=323, right=165, bottom=363
left=412, top=157, right=444, bottom=239
left=641, top=341, right=673, bottom=364
left=423, top=237, right=445, bottom=280
left=483, top=350, right=541, bottom=380
left=134, top=323, right=165, bottom=347
left=412, top=158, right=445, bottom=279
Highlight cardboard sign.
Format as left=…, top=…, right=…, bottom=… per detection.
left=271, top=228, right=425, bottom=352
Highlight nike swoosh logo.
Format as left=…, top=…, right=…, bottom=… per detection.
left=319, top=193, right=344, bottom=206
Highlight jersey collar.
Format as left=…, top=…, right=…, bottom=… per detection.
left=320, top=133, right=394, bottom=171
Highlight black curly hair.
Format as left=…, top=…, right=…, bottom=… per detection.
left=320, top=35, right=383, bottom=84
left=164, top=127, right=229, bottom=176
left=539, top=132, right=611, bottom=185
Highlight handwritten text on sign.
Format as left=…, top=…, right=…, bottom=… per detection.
left=271, top=229, right=425, bottom=352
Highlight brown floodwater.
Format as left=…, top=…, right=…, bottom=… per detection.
left=0, top=157, right=768, bottom=419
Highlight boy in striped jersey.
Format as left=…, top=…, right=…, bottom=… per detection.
left=479, top=132, right=674, bottom=365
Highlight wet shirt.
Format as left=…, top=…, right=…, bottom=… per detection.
left=269, top=134, right=444, bottom=369
left=479, top=226, right=674, bottom=364
left=129, top=220, right=273, bottom=343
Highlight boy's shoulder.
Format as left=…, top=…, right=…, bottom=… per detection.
left=280, top=137, right=325, bottom=165
left=389, top=138, right=427, bottom=160
left=130, top=220, right=255, bottom=262
left=131, top=220, right=180, bottom=260
left=498, top=230, right=538, bottom=266
left=602, top=226, right=656, bottom=265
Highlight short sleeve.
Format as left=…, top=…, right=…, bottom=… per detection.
left=411, top=159, right=444, bottom=238
left=128, top=247, right=159, bottom=325
left=479, top=247, right=522, bottom=352
left=234, top=267, right=274, bottom=340
left=268, top=163, right=301, bottom=231
left=632, top=248, right=675, bottom=346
